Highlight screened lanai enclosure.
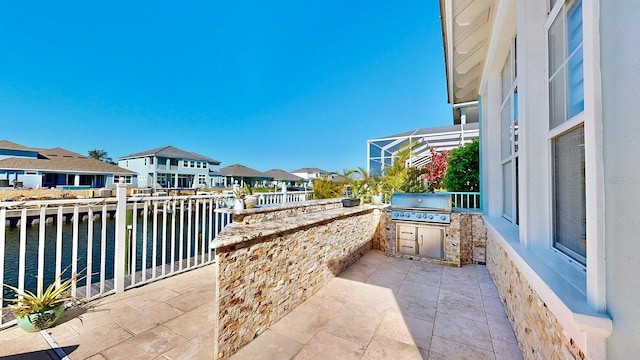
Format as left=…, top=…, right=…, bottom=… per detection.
left=367, top=118, right=479, bottom=174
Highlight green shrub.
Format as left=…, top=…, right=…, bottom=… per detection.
left=312, top=175, right=344, bottom=199
left=443, top=138, right=479, bottom=192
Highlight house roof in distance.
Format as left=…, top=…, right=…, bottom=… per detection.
left=263, top=169, right=302, bottom=181
left=119, top=145, right=220, bottom=165
left=0, top=140, right=37, bottom=151
left=219, top=164, right=269, bottom=178
left=0, top=140, right=134, bottom=174
left=290, top=167, right=330, bottom=174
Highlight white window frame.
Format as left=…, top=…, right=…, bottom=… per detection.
left=545, top=0, right=605, bottom=310
left=500, top=38, right=519, bottom=224
left=547, top=0, right=586, bottom=267
left=198, top=174, right=207, bottom=185
left=115, top=175, right=133, bottom=184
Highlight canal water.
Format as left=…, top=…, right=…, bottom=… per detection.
left=2, top=213, right=222, bottom=306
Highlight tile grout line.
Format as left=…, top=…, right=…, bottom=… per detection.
left=39, top=330, right=71, bottom=360
left=475, top=265, right=497, bottom=356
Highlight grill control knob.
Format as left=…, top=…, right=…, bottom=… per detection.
left=416, top=213, right=422, bottom=219
left=405, top=212, right=411, bottom=218
left=427, top=214, right=434, bottom=220
left=440, top=215, right=447, bottom=221
left=392, top=212, right=398, bottom=217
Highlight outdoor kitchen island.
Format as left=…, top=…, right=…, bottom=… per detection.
left=382, top=193, right=487, bottom=267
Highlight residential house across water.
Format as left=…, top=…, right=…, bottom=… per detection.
left=291, top=167, right=331, bottom=181
left=118, top=145, right=223, bottom=189
left=0, top=140, right=136, bottom=188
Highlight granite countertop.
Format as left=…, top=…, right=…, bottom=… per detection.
left=214, top=198, right=340, bottom=215
left=451, top=207, right=483, bottom=214
left=211, top=204, right=379, bottom=250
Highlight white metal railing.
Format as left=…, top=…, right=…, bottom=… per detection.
left=0, top=186, right=307, bottom=328
left=447, top=192, right=481, bottom=209
left=257, top=191, right=309, bottom=205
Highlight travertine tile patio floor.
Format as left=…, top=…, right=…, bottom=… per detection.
left=0, top=250, right=522, bottom=359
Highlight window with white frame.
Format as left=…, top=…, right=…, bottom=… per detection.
left=501, top=38, right=519, bottom=224
left=548, top=0, right=585, bottom=265
left=115, top=175, right=132, bottom=184
left=198, top=174, right=207, bottom=185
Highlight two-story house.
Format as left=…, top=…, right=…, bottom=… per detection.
left=118, top=146, right=222, bottom=189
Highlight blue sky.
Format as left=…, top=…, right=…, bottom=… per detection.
left=0, top=1, right=451, bottom=173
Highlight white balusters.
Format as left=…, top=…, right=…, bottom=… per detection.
left=37, top=206, right=46, bottom=296
left=86, top=206, right=94, bottom=298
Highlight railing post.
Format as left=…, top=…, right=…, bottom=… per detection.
left=114, top=178, right=128, bottom=293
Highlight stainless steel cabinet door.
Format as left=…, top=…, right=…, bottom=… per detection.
left=417, top=226, right=444, bottom=259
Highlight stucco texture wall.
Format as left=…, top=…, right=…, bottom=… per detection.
left=600, top=1, right=640, bottom=358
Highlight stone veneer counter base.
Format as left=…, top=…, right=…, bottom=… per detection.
left=211, top=202, right=385, bottom=359
left=382, top=209, right=487, bottom=267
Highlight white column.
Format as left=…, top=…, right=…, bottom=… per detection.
left=113, top=178, right=127, bottom=293
left=516, top=0, right=550, bottom=247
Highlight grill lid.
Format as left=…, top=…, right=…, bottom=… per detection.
left=390, top=193, right=451, bottom=211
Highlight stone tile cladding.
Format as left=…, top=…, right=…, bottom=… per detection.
left=487, top=232, right=586, bottom=360
left=215, top=208, right=378, bottom=359
left=383, top=210, right=486, bottom=266
left=471, top=214, right=487, bottom=264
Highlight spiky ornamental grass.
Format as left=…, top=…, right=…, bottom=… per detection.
left=2, top=268, right=86, bottom=330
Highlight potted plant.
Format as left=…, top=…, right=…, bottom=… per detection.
left=243, top=183, right=258, bottom=209
left=2, top=270, right=85, bottom=332
left=340, top=167, right=372, bottom=207
left=232, top=186, right=245, bottom=210
left=368, top=174, right=385, bottom=205
left=341, top=197, right=361, bottom=207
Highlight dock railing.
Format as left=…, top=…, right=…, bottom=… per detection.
left=0, top=182, right=311, bottom=329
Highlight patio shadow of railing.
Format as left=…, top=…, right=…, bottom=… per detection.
left=1, top=346, right=80, bottom=360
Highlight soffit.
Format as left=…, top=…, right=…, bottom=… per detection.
left=441, top=0, right=495, bottom=105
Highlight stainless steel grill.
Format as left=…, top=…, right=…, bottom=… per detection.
left=389, top=193, right=451, bottom=224
left=389, top=193, right=451, bottom=259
